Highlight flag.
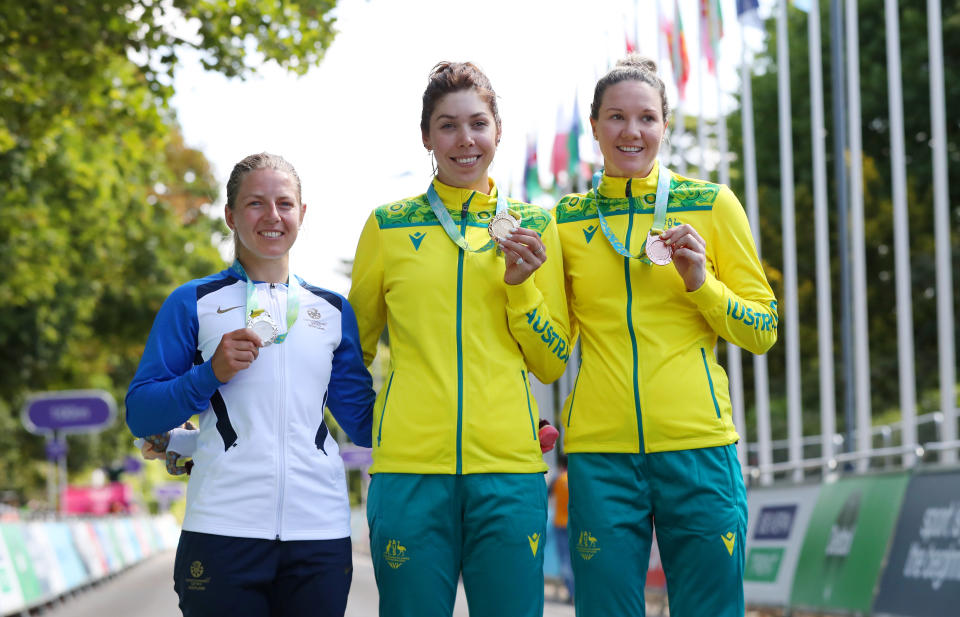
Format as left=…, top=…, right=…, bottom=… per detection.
left=523, top=135, right=543, bottom=203
left=700, top=0, right=723, bottom=74
left=550, top=105, right=570, bottom=189
left=736, top=0, right=763, bottom=29
left=663, top=1, right=690, bottom=102
left=567, top=95, right=587, bottom=185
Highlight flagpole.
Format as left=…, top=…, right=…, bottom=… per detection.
left=846, top=0, right=872, bottom=472
left=674, top=0, right=688, bottom=175
left=829, top=0, right=855, bottom=463
left=807, top=0, right=838, bottom=476
left=739, top=21, right=772, bottom=486
left=776, top=0, right=803, bottom=483
left=712, top=0, right=745, bottom=471
left=697, top=1, right=708, bottom=178
left=884, top=0, right=917, bottom=466
left=928, top=0, right=957, bottom=463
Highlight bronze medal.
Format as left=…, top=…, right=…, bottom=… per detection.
left=645, top=231, right=673, bottom=266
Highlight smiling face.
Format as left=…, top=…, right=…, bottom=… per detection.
left=591, top=80, right=667, bottom=179
left=225, top=167, right=305, bottom=269
left=422, top=89, right=501, bottom=193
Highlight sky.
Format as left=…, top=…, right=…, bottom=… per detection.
left=170, top=0, right=764, bottom=294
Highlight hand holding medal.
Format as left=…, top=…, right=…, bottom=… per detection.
left=497, top=227, right=548, bottom=285
left=659, top=223, right=707, bottom=292
left=211, top=327, right=263, bottom=382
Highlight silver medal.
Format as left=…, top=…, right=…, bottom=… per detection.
left=247, top=310, right=279, bottom=346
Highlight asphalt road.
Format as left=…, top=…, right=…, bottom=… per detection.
left=40, top=550, right=577, bottom=617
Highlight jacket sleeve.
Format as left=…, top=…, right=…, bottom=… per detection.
left=347, top=211, right=386, bottom=368
left=504, top=213, right=573, bottom=384
left=125, top=284, right=223, bottom=438
left=326, top=296, right=375, bottom=448
left=687, top=185, right=779, bottom=355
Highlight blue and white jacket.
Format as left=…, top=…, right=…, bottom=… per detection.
left=126, top=267, right=374, bottom=541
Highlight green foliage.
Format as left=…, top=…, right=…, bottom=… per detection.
left=0, top=0, right=339, bottom=502
left=725, top=2, right=960, bottom=443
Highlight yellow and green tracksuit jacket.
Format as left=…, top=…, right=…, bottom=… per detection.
left=553, top=162, right=778, bottom=454
left=349, top=178, right=571, bottom=475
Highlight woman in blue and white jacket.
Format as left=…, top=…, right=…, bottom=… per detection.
left=126, top=153, right=374, bottom=617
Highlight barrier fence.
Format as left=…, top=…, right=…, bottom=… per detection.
left=0, top=515, right=179, bottom=616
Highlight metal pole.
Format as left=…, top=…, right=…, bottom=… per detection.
left=928, top=0, right=957, bottom=464
left=777, top=0, right=803, bottom=483
left=713, top=4, right=745, bottom=471
left=809, top=0, right=838, bottom=476
left=884, top=0, right=917, bottom=466
left=830, top=0, right=855, bottom=459
left=846, top=0, right=872, bottom=472
left=740, top=27, right=773, bottom=485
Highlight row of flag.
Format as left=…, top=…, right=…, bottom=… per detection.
left=521, top=0, right=764, bottom=203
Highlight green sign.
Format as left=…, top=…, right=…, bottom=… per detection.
left=789, top=472, right=909, bottom=613
left=0, top=525, right=41, bottom=604
left=745, top=547, right=785, bottom=583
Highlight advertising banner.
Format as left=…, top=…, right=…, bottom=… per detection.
left=743, top=484, right=821, bottom=606
left=1, top=524, right=41, bottom=605
left=92, top=521, right=123, bottom=573
left=872, top=468, right=960, bottom=617
left=47, top=522, right=88, bottom=591
left=789, top=472, right=909, bottom=614
left=0, top=529, right=25, bottom=614
left=69, top=521, right=108, bottom=580
left=24, top=522, right=67, bottom=596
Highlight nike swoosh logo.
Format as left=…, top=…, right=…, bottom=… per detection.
left=216, top=305, right=244, bottom=314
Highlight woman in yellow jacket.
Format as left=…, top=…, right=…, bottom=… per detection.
left=348, top=62, right=571, bottom=617
left=554, top=55, right=778, bottom=617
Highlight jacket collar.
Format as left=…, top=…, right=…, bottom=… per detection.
left=430, top=176, right=499, bottom=211
left=597, top=161, right=661, bottom=199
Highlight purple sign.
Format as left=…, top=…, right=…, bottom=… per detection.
left=339, top=447, right=373, bottom=469
left=754, top=505, right=798, bottom=541
left=45, top=438, right=68, bottom=461
left=154, top=483, right=185, bottom=501
left=22, top=390, right=117, bottom=434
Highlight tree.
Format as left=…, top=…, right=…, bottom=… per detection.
left=725, top=2, right=960, bottom=447
left=0, top=0, right=340, bottom=500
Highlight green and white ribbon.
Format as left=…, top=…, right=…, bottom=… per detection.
left=592, top=163, right=672, bottom=260
left=426, top=182, right=515, bottom=253
left=230, top=259, right=299, bottom=344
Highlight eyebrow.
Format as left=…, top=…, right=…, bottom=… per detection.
left=436, top=112, right=490, bottom=121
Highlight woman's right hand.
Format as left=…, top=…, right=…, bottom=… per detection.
left=211, top=328, right=263, bottom=382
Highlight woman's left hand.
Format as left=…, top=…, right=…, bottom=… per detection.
left=661, top=224, right=707, bottom=292
left=499, top=228, right=547, bottom=285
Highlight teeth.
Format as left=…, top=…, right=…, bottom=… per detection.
left=261, top=231, right=281, bottom=238
left=619, top=146, right=642, bottom=153
left=455, top=156, right=479, bottom=164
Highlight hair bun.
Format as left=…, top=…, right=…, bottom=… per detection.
left=617, top=53, right=657, bottom=73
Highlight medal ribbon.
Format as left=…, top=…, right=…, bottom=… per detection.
left=426, top=182, right=514, bottom=253
left=592, top=163, right=672, bottom=259
left=230, top=259, right=300, bottom=344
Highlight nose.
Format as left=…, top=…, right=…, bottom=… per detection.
left=264, top=201, right=282, bottom=221
left=457, top=125, right=475, bottom=147
left=622, top=119, right=643, bottom=138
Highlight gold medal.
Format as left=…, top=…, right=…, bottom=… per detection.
left=487, top=210, right=521, bottom=242
left=247, top=309, right=279, bottom=346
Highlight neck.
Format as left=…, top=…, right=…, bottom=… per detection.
left=436, top=173, right=490, bottom=195
left=236, top=254, right=289, bottom=284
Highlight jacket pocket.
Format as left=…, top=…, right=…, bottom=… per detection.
left=376, top=371, right=395, bottom=447
left=700, top=347, right=722, bottom=419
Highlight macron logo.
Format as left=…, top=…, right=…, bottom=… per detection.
left=582, top=225, right=598, bottom=244
left=409, top=232, right=426, bottom=250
